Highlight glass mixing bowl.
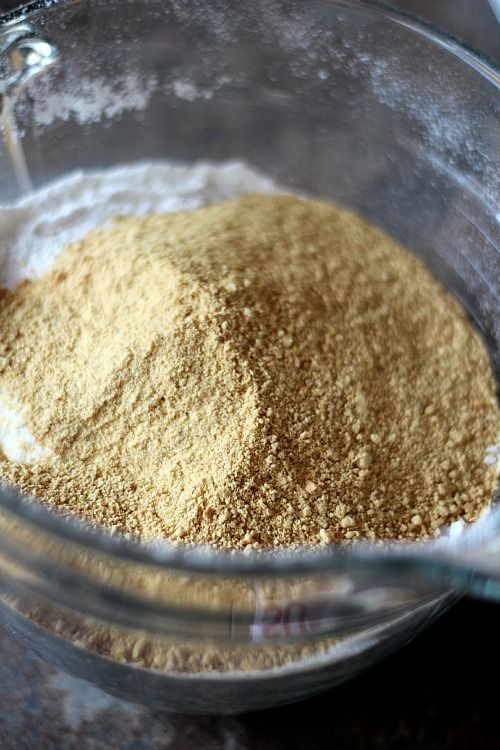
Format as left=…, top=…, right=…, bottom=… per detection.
left=0, top=0, right=499, bottom=714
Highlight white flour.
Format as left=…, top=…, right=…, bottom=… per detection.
left=0, top=159, right=276, bottom=461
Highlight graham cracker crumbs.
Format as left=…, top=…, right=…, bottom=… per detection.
left=12, top=598, right=340, bottom=674
left=0, top=193, right=498, bottom=546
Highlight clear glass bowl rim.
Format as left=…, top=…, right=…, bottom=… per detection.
left=0, top=0, right=499, bottom=577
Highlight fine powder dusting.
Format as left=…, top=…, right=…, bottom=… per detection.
left=0, top=161, right=499, bottom=548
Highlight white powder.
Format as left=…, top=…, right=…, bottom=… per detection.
left=0, top=390, right=53, bottom=463
left=27, top=73, right=159, bottom=128
left=0, top=159, right=277, bottom=461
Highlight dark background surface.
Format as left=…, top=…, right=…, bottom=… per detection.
left=391, top=0, right=499, bottom=63
left=0, top=1, right=499, bottom=748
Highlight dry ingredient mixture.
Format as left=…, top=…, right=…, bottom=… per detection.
left=0, top=182, right=498, bottom=548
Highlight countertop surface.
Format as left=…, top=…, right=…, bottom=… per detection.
left=0, top=2, right=499, bottom=749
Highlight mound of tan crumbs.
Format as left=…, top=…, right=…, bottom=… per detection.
left=0, top=193, right=498, bottom=547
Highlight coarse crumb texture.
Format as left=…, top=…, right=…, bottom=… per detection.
left=0, top=194, right=498, bottom=546
left=9, top=597, right=340, bottom=674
